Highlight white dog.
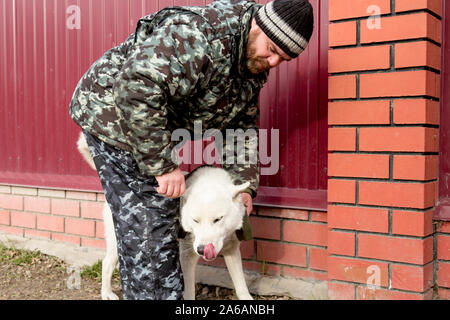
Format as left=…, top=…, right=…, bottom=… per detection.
left=77, top=133, right=253, bottom=300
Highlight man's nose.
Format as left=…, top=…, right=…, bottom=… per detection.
left=267, top=55, right=282, bottom=68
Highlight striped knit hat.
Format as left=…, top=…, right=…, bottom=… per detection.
left=255, top=0, right=314, bottom=58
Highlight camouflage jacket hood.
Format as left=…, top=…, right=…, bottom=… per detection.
left=69, top=0, right=267, bottom=197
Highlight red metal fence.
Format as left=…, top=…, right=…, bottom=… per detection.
left=0, top=0, right=328, bottom=210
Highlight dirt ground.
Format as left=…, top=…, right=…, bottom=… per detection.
left=0, top=244, right=290, bottom=300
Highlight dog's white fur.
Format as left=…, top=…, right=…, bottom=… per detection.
left=77, top=133, right=253, bottom=300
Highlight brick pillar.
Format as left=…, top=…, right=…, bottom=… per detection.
left=327, top=0, right=441, bottom=300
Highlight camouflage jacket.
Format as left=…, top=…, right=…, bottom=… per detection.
left=69, top=0, right=268, bottom=197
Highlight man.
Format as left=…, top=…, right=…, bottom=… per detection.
left=69, top=0, right=313, bottom=300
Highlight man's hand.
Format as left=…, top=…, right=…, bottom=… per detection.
left=155, top=167, right=186, bottom=199
left=241, top=192, right=253, bottom=216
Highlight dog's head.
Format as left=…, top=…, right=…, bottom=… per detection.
left=180, top=169, right=249, bottom=261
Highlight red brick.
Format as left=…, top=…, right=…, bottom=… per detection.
left=0, top=225, right=23, bottom=236
left=359, top=127, right=439, bottom=152
left=327, top=180, right=356, bottom=204
left=12, top=187, right=37, bottom=196
left=393, top=99, right=439, bottom=125
left=328, top=154, right=390, bottom=179
left=437, top=221, right=450, bottom=233
left=393, top=155, right=439, bottom=181
left=24, top=230, right=51, bottom=240
left=329, top=0, right=391, bottom=21
left=66, top=191, right=97, bottom=201
left=284, top=267, right=328, bottom=282
left=360, top=70, right=440, bottom=98
left=11, top=212, right=36, bottom=229
left=242, top=261, right=281, bottom=277
left=328, top=256, right=389, bottom=286
left=36, top=215, right=64, bottom=232
left=0, top=194, right=23, bottom=210
left=391, top=263, right=434, bottom=292
left=0, top=210, right=10, bottom=225
left=328, top=206, right=389, bottom=233
left=311, top=211, right=327, bottom=223
left=392, top=210, right=434, bottom=237
left=358, top=234, right=433, bottom=264
left=329, top=21, right=356, bottom=47
left=395, top=41, right=441, bottom=70
left=309, top=247, right=327, bottom=271
left=358, top=286, right=431, bottom=300
left=81, top=238, right=106, bottom=249
left=329, top=45, right=390, bottom=73
left=329, top=75, right=356, bottom=99
left=437, top=235, right=450, bottom=260
left=328, top=230, right=355, bottom=256
left=65, top=218, right=95, bottom=237
left=395, top=0, right=442, bottom=16
left=257, top=207, right=308, bottom=220
left=360, top=13, right=441, bottom=44
left=96, top=221, right=105, bottom=239
left=359, top=181, right=436, bottom=209
left=250, top=216, right=280, bottom=240
left=328, top=128, right=356, bottom=151
left=328, top=100, right=390, bottom=125
left=437, top=262, right=450, bottom=288
left=81, top=201, right=104, bottom=220
left=51, top=198, right=80, bottom=217
left=283, top=221, right=327, bottom=246
left=437, top=288, right=450, bottom=300
left=240, top=239, right=255, bottom=260
left=328, top=282, right=356, bottom=300
left=38, top=189, right=65, bottom=198
left=257, top=241, right=307, bottom=267
left=0, top=186, right=11, bottom=194
left=97, top=193, right=106, bottom=201
left=52, top=233, right=80, bottom=246
left=24, top=197, right=50, bottom=213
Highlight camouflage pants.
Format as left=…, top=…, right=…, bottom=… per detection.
left=83, top=131, right=184, bottom=300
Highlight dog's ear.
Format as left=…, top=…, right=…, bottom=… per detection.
left=232, top=181, right=250, bottom=199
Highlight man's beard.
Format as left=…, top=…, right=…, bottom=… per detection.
left=246, top=29, right=270, bottom=74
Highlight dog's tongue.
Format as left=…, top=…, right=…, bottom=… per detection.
left=204, top=243, right=216, bottom=260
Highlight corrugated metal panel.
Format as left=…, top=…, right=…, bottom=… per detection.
left=0, top=0, right=327, bottom=209
left=436, top=0, right=450, bottom=220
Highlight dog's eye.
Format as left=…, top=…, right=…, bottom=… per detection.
left=213, top=216, right=223, bottom=223
left=193, top=219, right=199, bottom=224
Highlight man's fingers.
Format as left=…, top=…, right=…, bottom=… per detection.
left=157, top=181, right=168, bottom=195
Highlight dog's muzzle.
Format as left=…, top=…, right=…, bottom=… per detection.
left=197, top=243, right=217, bottom=261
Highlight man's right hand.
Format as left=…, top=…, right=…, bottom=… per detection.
left=155, top=167, right=186, bottom=199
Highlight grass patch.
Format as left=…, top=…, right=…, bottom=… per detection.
left=0, top=243, right=44, bottom=266
left=80, top=260, right=120, bottom=282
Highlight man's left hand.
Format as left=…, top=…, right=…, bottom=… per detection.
left=241, top=192, right=253, bottom=216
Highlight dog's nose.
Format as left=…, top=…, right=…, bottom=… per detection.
left=197, top=245, right=205, bottom=255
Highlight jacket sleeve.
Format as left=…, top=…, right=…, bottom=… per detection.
left=219, top=96, right=260, bottom=198
left=112, top=24, right=210, bottom=177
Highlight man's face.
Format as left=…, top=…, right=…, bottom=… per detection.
left=246, top=20, right=292, bottom=74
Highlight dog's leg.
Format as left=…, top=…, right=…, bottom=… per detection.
left=223, top=240, right=253, bottom=300
left=101, top=204, right=119, bottom=300
left=179, top=237, right=199, bottom=300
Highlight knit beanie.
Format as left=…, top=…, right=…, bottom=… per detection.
left=255, top=0, right=314, bottom=58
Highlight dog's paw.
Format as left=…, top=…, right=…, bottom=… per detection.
left=101, top=291, right=119, bottom=300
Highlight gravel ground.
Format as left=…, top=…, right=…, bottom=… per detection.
left=0, top=244, right=291, bottom=300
